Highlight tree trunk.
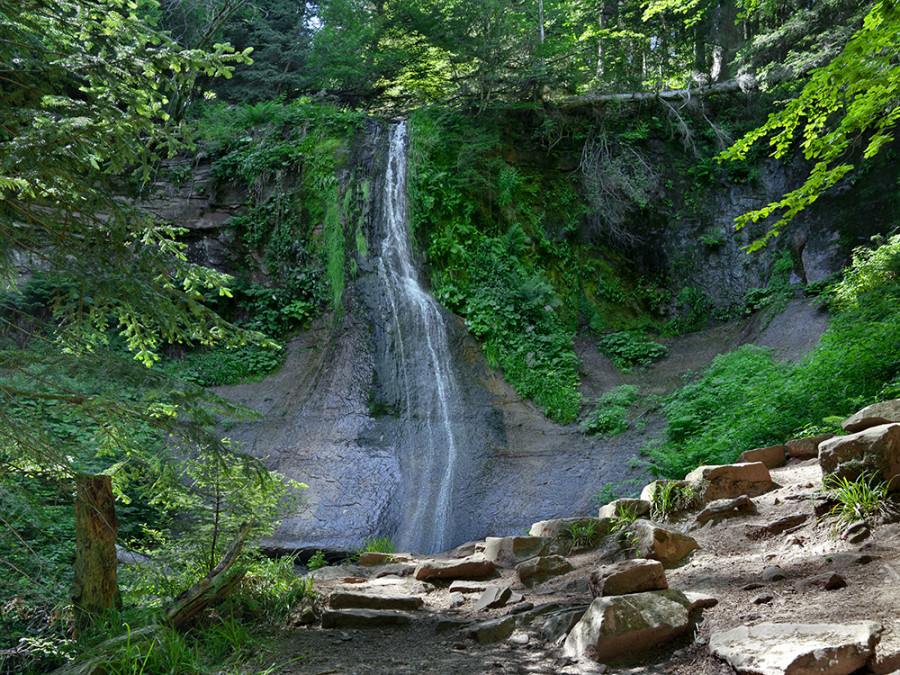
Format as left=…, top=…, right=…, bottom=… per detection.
left=72, top=474, right=121, bottom=635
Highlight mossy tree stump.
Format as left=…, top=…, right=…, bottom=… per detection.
left=72, top=473, right=121, bottom=635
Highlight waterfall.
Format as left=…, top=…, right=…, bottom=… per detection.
left=376, top=121, right=459, bottom=553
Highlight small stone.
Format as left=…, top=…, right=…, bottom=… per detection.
left=508, top=630, right=530, bottom=645
left=448, top=592, right=466, bottom=608
left=844, top=521, right=871, bottom=543
left=797, top=572, right=848, bottom=591
left=762, top=565, right=786, bottom=582
left=468, top=615, right=518, bottom=644
left=752, top=594, right=773, bottom=604
left=742, top=582, right=765, bottom=591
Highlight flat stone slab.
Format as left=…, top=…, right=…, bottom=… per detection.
left=329, top=591, right=423, bottom=611
left=693, top=495, right=757, bottom=529
left=474, top=585, right=512, bottom=612
left=709, top=621, right=882, bottom=675
left=414, top=555, right=495, bottom=581
left=786, top=434, right=834, bottom=460
left=321, top=609, right=413, bottom=629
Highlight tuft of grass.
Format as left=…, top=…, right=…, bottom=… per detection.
left=821, top=473, right=890, bottom=531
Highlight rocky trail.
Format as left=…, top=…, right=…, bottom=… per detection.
left=247, top=402, right=900, bottom=675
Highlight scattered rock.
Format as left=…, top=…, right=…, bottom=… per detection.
left=819, top=423, right=900, bottom=490
left=830, top=552, right=877, bottom=568
left=329, top=591, right=423, bottom=612
left=414, top=556, right=495, bottom=582
left=785, top=433, right=835, bottom=460
left=358, top=551, right=407, bottom=565
left=474, top=585, right=512, bottom=612
left=590, top=559, right=668, bottom=597
left=738, top=445, right=787, bottom=469
left=762, top=565, right=786, bottom=582
left=752, top=594, right=773, bottom=604
left=528, top=517, right=611, bottom=539
left=448, top=592, right=466, bottom=608
left=630, top=519, right=699, bottom=567
left=843, top=399, right=900, bottom=433
left=373, top=563, right=415, bottom=578
left=563, top=591, right=691, bottom=662
left=685, top=462, right=775, bottom=502
left=448, top=580, right=487, bottom=594
left=796, top=572, right=847, bottom=591
left=533, top=605, right=589, bottom=642
left=747, top=514, right=809, bottom=538
left=516, top=555, right=574, bottom=587
left=709, top=621, right=882, bottom=675
left=681, top=591, right=718, bottom=613
left=508, top=630, right=530, bottom=646
left=436, top=617, right=469, bottom=633
left=483, top=536, right=551, bottom=567
left=321, top=609, right=412, bottom=629
left=449, top=541, right=481, bottom=558
left=597, top=498, right=651, bottom=520
left=742, top=582, right=765, bottom=591
left=843, top=520, right=871, bottom=543
left=692, top=495, right=757, bottom=529
left=467, top=615, right=518, bottom=644
left=289, top=598, right=318, bottom=625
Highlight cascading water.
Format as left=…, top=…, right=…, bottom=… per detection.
left=375, top=121, right=459, bottom=553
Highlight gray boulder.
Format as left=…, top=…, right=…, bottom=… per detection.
left=631, top=519, right=699, bottom=567
left=819, top=423, right=900, bottom=490
left=843, top=399, right=900, bottom=433
left=483, top=536, right=551, bottom=567
left=516, top=555, right=574, bottom=587
left=563, top=591, right=691, bottom=662
left=529, top=517, right=611, bottom=539
left=685, top=462, right=775, bottom=502
left=590, top=559, right=668, bottom=597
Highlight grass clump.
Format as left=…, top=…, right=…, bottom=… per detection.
left=581, top=384, right=641, bottom=435
left=821, top=473, right=891, bottom=531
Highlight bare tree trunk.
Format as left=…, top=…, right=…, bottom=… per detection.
left=72, top=474, right=121, bottom=636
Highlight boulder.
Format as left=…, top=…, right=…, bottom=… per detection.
left=819, top=424, right=900, bottom=490
left=474, top=585, right=512, bottom=612
left=516, top=555, right=574, bottom=587
left=528, top=517, right=611, bottom=539
left=533, top=605, right=590, bottom=642
left=414, top=555, right=495, bottom=582
left=709, top=621, right=882, bottom=675
left=358, top=551, right=408, bottom=566
left=467, top=615, right=518, bottom=644
left=448, top=580, right=487, bottom=594
left=685, top=462, right=775, bottom=502
left=563, top=591, right=691, bottom=662
left=597, top=498, right=651, bottom=520
left=843, top=399, right=900, bottom=433
left=692, top=495, right=757, bottom=529
left=483, top=536, right=551, bottom=567
left=786, top=434, right=835, bottom=460
left=590, top=559, right=668, bottom=597
left=738, top=445, right=787, bottom=469
left=328, top=591, right=423, bottom=612
left=321, top=609, right=412, bottom=629
left=631, top=520, right=699, bottom=567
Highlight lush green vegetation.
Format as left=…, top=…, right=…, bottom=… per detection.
left=581, top=385, right=642, bottom=435
left=647, top=234, right=900, bottom=479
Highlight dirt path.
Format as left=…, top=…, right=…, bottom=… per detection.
left=251, top=456, right=900, bottom=675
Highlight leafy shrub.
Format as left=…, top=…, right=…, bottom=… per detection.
left=307, top=550, right=328, bottom=570
left=598, top=331, right=668, bottom=370
left=590, top=479, right=642, bottom=507
left=581, top=385, right=641, bottom=435
left=166, top=344, right=285, bottom=386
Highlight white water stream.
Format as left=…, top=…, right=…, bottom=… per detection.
left=377, top=122, right=459, bottom=553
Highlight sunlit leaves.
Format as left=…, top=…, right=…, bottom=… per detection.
left=721, top=0, right=900, bottom=249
